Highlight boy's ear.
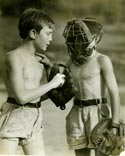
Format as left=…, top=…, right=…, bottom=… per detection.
left=29, top=29, right=37, bottom=39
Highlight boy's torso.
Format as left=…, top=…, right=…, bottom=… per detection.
left=2, top=50, right=44, bottom=102
left=68, top=52, right=106, bottom=99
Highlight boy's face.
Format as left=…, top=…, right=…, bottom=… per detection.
left=35, top=25, right=53, bottom=51
left=67, top=35, right=95, bottom=65
left=63, top=19, right=103, bottom=65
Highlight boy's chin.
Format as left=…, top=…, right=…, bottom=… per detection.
left=42, top=46, right=47, bottom=51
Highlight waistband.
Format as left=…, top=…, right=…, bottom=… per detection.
left=7, top=97, right=41, bottom=108
left=74, top=98, right=107, bottom=107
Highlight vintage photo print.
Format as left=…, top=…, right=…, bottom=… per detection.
left=0, top=0, right=125, bottom=156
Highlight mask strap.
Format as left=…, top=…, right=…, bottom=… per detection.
left=86, top=38, right=96, bottom=50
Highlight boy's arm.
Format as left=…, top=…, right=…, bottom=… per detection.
left=6, top=55, right=65, bottom=105
left=99, top=55, right=120, bottom=125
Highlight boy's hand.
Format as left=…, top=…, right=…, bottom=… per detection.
left=36, top=53, right=52, bottom=67
left=51, top=73, right=65, bottom=88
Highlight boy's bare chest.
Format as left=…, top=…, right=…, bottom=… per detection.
left=70, top=60, right=101, bottom=80
left=23, top=58, right=43, bottom=81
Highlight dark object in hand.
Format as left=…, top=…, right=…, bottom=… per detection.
left=47, top=63, right=77, bottom=110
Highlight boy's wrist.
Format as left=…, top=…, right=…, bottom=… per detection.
left=48, top=81, right=56, bottom=90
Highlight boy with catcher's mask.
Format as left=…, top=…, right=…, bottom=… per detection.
left=63, top=18, right=120, bottom=156
left=0, top=8, right=65, bottom=155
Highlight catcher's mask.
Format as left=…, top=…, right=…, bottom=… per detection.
left=63, top=18, right=103, bottom=65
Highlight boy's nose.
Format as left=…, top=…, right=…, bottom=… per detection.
left=49, top=35, right=52, bottom=41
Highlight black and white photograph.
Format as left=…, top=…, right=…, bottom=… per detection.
left=0, top=0, right=125, bottom=156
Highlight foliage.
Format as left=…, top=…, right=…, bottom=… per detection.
left=0, top=0, right=59, bottom=16
left=0, top=0, right=124, bottom=24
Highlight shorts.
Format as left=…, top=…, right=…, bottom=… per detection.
left=0, top=102, right=43, bottom=145
left=66, top=101, right=111, bottom=150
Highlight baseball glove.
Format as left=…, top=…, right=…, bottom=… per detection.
left=91, top=118, right=125, bottom=155
left=47, top=63, right=77, bottom=110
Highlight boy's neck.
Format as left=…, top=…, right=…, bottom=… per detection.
left=21, top=41, right=36, bottom=56
left=89, top=49, right=96, bottom=58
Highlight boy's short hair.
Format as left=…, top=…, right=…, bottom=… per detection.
left=18, top=8, right=55, bottom=39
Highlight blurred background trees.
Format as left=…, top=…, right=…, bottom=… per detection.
left=0, top=0, right=124, bottom=24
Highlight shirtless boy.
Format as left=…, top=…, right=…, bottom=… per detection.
left=63, top=18, right=120, bottom=156
left=0, top=8, right=65, bottom=155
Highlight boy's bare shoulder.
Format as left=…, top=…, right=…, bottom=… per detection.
left=65, top=59, right=72, bottom=67
left=97, top=52, right=111, bottom=63
left=5, top=49, right=22, bottom=67
left=97, top=52, right=112, bottom=69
